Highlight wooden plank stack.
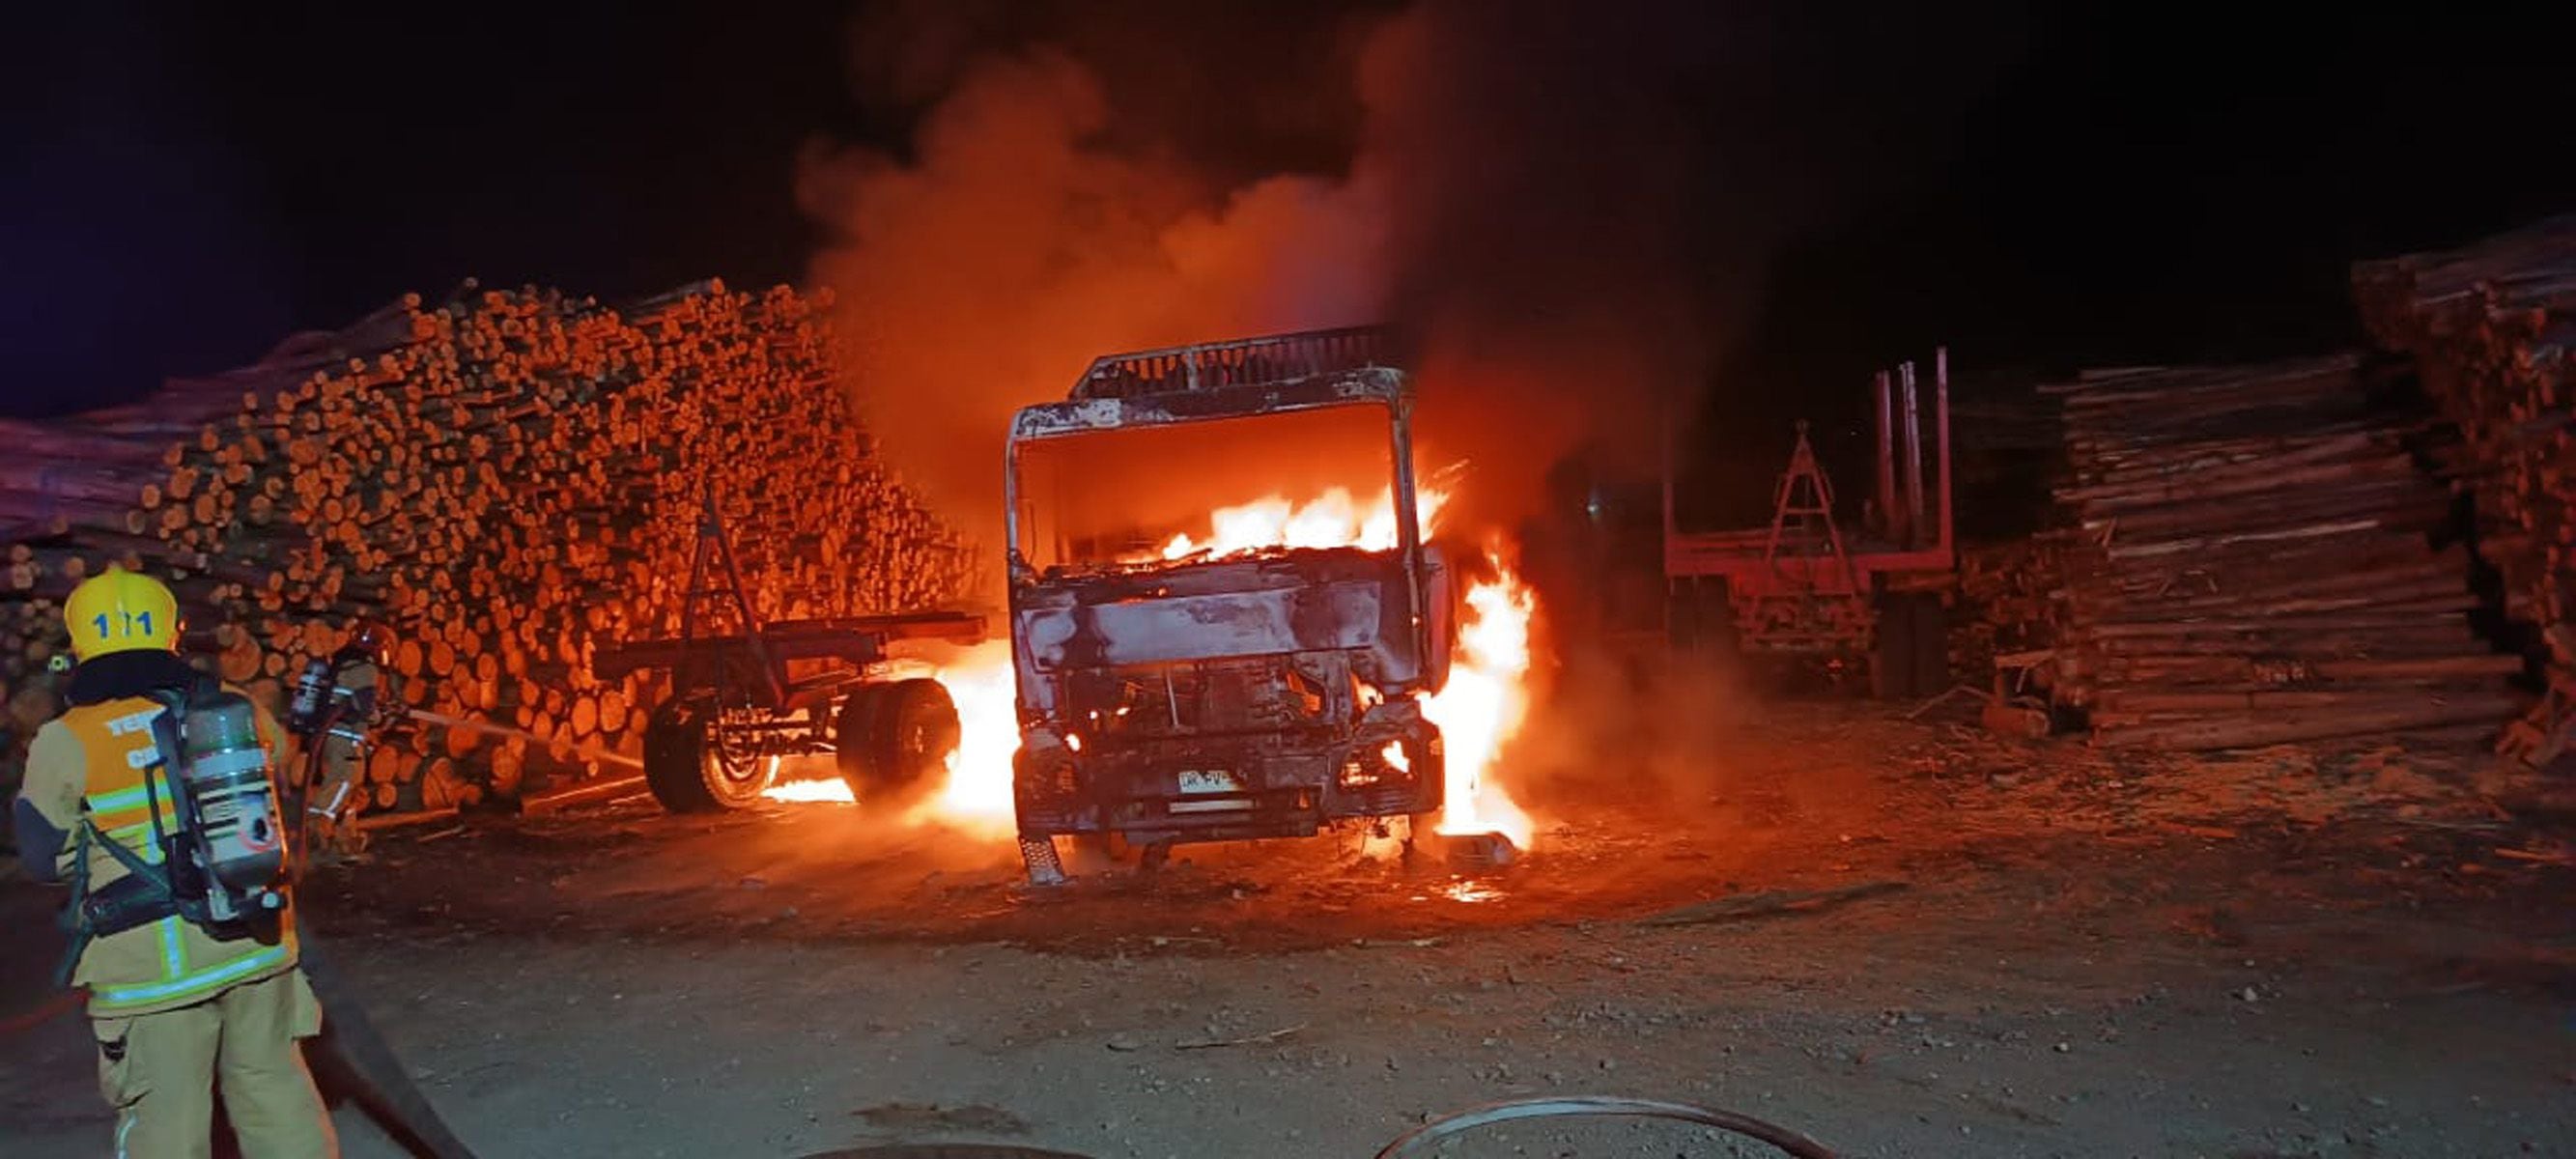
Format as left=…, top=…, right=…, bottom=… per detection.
left=1956, top=538, right=2067, bottom=685
left=2036, top=353, right=2522, bottom=750
left=2354, top=214, right=2576, bottom=767
left=0, top=279, right=976, bottom=821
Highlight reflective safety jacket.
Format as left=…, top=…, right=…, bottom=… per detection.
left=21, top=662, right=298, bottom=1016
left=309, top=657, right=388, bottom=822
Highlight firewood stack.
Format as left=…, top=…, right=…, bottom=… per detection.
left=2037, top=353, right=2523, bottom=750
left=2353, top=214, right=2576, bottom=767
left=0, top=279, right=975, bottom=821
left=1956, top=538, right=2067, bottom=684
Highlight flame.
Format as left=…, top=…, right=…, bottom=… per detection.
left=761, top=757, right=856, bottom=805
left=1152, top=487, right=1447, bottom=561
left=1425, top=556, right=1538, bottom=849
left=762, top=777, right=856, bottom=805
left=758, top=659, right=1019, bottom=822
left=905, top=642, right=1022, bottom=837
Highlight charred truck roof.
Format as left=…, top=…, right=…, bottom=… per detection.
left=1002, top=327, right=1455, bottom=880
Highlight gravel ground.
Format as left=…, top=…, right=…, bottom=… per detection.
left=5, top=705, right=2571, bottom=1157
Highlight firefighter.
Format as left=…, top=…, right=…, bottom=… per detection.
left=10, top=567, right=339, bottom=1159
left=288, top=618, right=396, bottom=863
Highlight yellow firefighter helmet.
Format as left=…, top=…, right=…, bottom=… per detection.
left=65, top=566, right=182, bottom=660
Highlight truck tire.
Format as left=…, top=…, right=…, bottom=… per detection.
left=643, top=701, right=775, bottom=812
left=836, top=678, right=960, bottom=809
left=1870, top=593, right=1917, bottom=699
left=1668, top=577, right=1738, bottom=657
left=1908, top=593, right=1950, bottom=698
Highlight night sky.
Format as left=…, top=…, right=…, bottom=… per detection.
left=7, top=3, right=2571, bottom=427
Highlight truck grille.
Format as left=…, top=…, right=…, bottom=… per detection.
left=1063, top=654, right=1343, bottom=739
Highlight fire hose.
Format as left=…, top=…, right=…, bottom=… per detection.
left=275, top=745, right=1841, bottom=1159
left=806, top=1099, right=1840, bottom=1158
left=403, top=708, right=643, bottom=770
left=297, top=927, right=482, bottom=1159
left=14, top=709, right=1840, bottom=1159
left=1370, top=1095, right=1839, bottom=1157
left=287, top=721, right=486, bottom=1159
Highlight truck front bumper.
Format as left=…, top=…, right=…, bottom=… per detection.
left=1012, top=723, right=1444, bottom=845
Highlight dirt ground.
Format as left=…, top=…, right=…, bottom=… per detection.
left=4, top=699, right=2573, bottom=1158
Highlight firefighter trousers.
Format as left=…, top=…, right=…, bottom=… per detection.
left=89, top=969, right=340, bottom=1159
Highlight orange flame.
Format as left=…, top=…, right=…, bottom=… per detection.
left=760, top=657, right=1019, bottom=817
left=1426, top=555, right=1538, bottom=849
left=761, top=772, right=855, bottom=804
left=905, top=643, right=1022, bottom=836
left=1149, top=487, right=1448, bottom=561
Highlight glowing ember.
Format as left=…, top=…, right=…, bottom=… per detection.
left=1425, top=556, right=1538, bottom=849
left=1439, top=881, right=1506, bottom=904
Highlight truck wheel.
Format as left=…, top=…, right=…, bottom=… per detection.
left=643, top=702, right=775, bottom=812
left=837, top=678, right=960, bottom=808
left=1909, top=594, right=1950, bottom=698
left=1870, top=593, right=1917, bottom=699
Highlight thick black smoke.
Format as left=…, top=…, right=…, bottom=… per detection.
left=799, top=0, right=2010, bottom=558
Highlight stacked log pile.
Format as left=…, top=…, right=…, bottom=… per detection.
left=2037, top=353, right=2522, bottom=750
left=1956, top=537, right=2067, bottom=689
left=2354, top=214, right=2576, bottom=767
left=0, top=279, right=975, bottom=820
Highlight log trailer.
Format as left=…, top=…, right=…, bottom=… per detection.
left=591, top=488, right=984, bottom=812
left=1664, top=349, right=1957, bottom=696
left=1002, top=327, right=1457, bottom=883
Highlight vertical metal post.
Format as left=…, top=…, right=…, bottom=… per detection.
left=1002, top=435, right=1023, bottom=572
left=1660, top=408, right=1680, bottom=641
left=1388, top=392, right=1428, bottom=686
left=1873, top=370, right=1897, bottom=543
left=1900, top=361, right=1924, bottom=551
left=1935, top=347, right=1954, bottom=557
left=1660, top=407, right=1679, bottom=548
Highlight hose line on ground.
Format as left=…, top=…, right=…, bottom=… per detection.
left=1373, top=1095, right=1841, bottom=1159
left=298, top=928, right=484, bottom=1159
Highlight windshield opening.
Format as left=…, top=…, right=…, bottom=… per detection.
left=1009, top=402, right=1409, bottom=577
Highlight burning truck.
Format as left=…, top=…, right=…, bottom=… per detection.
left=1001, top=328, right=1463, bottom=884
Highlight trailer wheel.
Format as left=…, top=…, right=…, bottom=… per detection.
left=1908, top=594, right=1950, bottom=698
left=1870, top=593, right=1918, bottom=699
left=1669, top=578, right=1741, bottom=662
left=643, top=701, right=775, bottom=812
left=837, top=678, right=960, bottom=809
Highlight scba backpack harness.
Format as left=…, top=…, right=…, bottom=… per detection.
left=57, top=676, right=289, bottom=984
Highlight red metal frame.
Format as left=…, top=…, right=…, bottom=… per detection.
left=1664, top=348, right=1955, bottom=649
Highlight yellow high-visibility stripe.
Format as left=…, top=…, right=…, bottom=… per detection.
left=88, top=783, right=156, bottom=811
left=90, top=942, right=289, bottom=1011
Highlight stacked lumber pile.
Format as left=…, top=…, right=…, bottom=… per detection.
left=1956, top=538, right=2066, bottom=683
left=0, top=279, right=975, bottom=820
left=2354, top=214, right=2576, bottom=767
left=2038, top=353, right=2522, bottom=750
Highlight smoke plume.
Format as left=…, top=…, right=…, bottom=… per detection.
left=799, top=0, right=1768, bottom=564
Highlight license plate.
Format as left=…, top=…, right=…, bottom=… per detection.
left=1176, top=769, right=1240, bottom=794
